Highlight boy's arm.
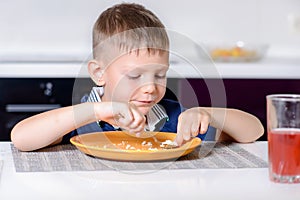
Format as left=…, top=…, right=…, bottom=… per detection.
left=203, top=107, right=264, bottom=143
left=175, top=107, right=264, bottom=145
left=11, top=102, right=146, bottom=151
left=11, top=103, right=97, bottom=151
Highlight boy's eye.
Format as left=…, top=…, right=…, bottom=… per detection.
left=127, top=74, right=141, bottom=80
left=155, top=74, right=166, bottom=79
left=126, top=73, right=166, bottom=80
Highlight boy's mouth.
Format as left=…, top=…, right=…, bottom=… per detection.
left=131, top=100, right=155, bottom=107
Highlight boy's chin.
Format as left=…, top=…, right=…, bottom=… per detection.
left=138, top=107, right=151, bottom=116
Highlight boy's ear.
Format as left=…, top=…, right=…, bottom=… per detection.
left=88, top=59, right=105, bottom=86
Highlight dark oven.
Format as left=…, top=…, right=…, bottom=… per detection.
left=0, top=78, right=77, bottom=141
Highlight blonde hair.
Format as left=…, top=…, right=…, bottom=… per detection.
left=92, top=3, right=169, bottom=60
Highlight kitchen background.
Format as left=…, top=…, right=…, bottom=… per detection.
left=0, top=0, right=299, bottom=59
left=0, top=0, right=300, bottom=140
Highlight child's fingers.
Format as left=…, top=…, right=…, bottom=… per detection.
left=199, top=121, right=209, bottom=134
left=174, top=131, right=184, bottom=146
left=191, top=122, right=200, bottom=137
left=113, top=105, right=134, bottom=127
left=115, top=103, right=145, bottom=134
left=198, top=114, right=210, bottom=134
left=115, top=112, right=132, bottom=127
left=176, top=119, right=192, bottom=145
left=128, top=104, right=146, bottom=130
left=176, top=117, right=209, bottom=146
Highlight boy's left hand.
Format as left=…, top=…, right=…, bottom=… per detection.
left=175, top=107, right=211, bottom=146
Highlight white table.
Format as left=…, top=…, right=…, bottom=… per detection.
left=0, top=141, right=299, bottom=200
left=1, top=54, right=300, bottom=79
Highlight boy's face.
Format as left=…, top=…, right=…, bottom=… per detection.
left=101, top=49, right=169, bottom=115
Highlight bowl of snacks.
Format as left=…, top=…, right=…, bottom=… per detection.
left=200, top=41, right=268, bottom=62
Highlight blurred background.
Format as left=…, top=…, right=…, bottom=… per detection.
left=0, top=0, right=299, bottom=59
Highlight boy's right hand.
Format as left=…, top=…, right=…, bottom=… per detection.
left=95, top=102, right=146, bottom=135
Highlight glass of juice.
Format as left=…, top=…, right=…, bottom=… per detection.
left=267, top=94, right=300, bottom=183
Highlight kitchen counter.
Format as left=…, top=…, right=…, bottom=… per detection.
left=0, top=141, right=299, bottom=200
left=0, top=52, right=300, bottom=79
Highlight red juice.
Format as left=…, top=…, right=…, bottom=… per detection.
left=268, top=128, right=300, bottom=182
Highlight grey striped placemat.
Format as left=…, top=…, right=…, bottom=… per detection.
left=11, top=142, right=268, bottom=172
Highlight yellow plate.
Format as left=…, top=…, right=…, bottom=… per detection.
left=70, top=131, right=201, bottom=161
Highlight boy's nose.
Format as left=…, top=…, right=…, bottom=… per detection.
left=141, top=82, right=156, bottom=93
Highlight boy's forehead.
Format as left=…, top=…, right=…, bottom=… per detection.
left=121, top=62, right=169, bottom=72
left=114, top=49, right=168, bottom=64
left=106, top=50, right=169, bottom=73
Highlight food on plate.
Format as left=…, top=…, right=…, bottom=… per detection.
left=101, top=139, right=177, bottom=151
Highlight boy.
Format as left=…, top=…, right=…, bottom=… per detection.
left=11, top=3, right=264, bottom=151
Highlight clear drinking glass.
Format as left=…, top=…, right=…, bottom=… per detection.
left=267, top=94, right=300, bottom=183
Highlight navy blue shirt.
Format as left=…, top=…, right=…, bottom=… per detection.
left=62, top=99, right=216, bottom=143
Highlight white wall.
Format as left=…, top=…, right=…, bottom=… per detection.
left=0, top=0, right=299, bottom=59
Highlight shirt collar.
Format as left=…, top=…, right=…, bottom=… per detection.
left=87, top=87, right=169, bottom=132
left=86, top=86, right=104, bottom=103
